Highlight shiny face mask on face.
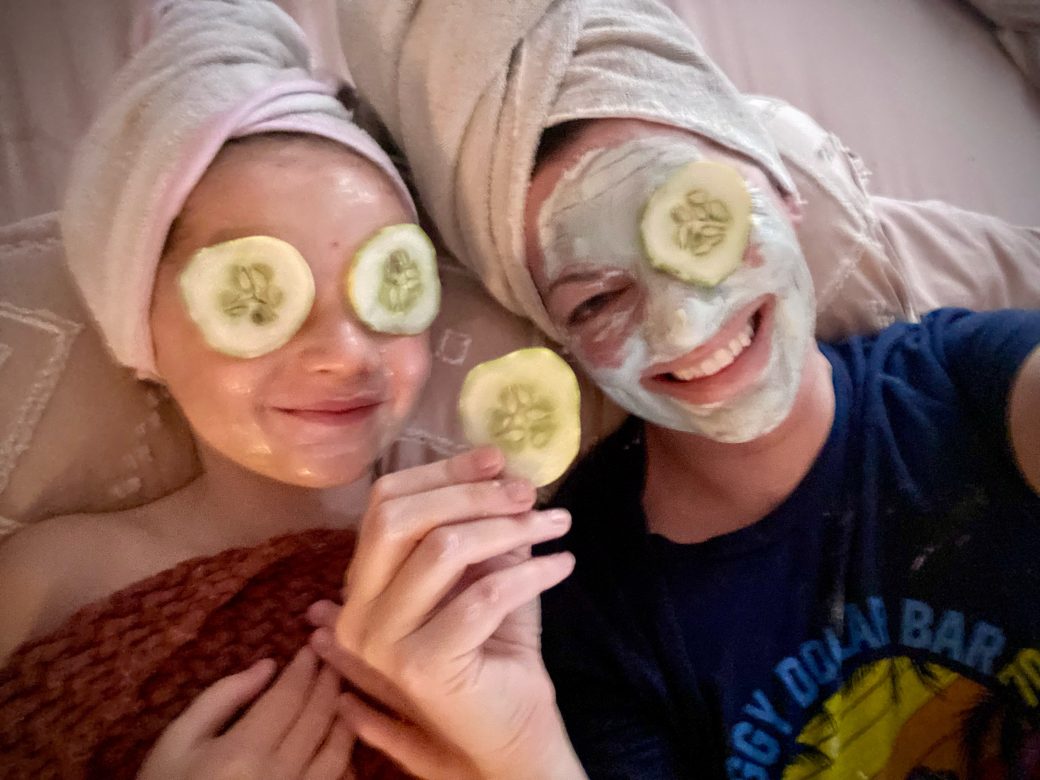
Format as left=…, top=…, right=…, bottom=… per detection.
left=537, top=136, right=816, bottom=443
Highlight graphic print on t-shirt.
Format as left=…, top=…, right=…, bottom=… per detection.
left=724, top=596, right=1040, bottom=780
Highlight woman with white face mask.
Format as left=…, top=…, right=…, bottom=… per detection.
left=305, top=1, right=1040, bottom=778
left=527, top=120, right=1040, bottom=777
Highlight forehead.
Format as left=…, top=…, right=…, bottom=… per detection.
left=526, top=120, right=767, bottom=288
left=169, top=137, right=410, bottom=264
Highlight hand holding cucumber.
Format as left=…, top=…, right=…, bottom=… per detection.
left=308, top=447, right=585, bottom=780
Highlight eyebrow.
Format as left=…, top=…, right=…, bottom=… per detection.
left=548, top=269, right=608, bottom=294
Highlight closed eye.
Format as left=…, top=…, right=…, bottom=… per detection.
left=567, top=289, right=625, bottom=328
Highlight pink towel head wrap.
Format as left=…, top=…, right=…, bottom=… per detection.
left=62, top=0, right=415, bottom=378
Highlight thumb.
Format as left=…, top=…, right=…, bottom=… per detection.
left=338, top=692, right=477, bottom=780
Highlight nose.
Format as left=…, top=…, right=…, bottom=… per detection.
left=290, top=293, right=381, bottom=377
left=642, top=282, right=719, bottom=356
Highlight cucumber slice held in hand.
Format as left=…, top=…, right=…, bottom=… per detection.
left=179, top=235, right=315, bottom=358
left=640, top=160, right=753, bottom=287
left=346, top=223, right=441, bottom=335
left=459, top=348, right=581, bottom=487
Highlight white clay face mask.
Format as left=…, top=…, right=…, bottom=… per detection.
left=538, top=136, right=815, bottom=443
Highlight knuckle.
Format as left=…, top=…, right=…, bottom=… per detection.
left=470, top=576, right=501, bottom=611
left=393, top=654, right=428, bottom=693
left=367, top=504, right=397, bottom=539
left=465, top=480, right=495, bottom=509
left=210, top=750, right=262, bottom=780
left=354, top=626, right=387, bottom=666
left=425, top=527, right=463, bottom=563
left=367, top=475, right=394, bottom=507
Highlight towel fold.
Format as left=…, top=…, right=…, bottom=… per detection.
left=339, top=0, right=795, bottom=341
left=62, top=0, right=414, bottom=379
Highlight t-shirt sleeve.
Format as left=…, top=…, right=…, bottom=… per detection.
left=868, top=308, right=1040, bottom=499
left=925, top=308, right=1040, bottom=428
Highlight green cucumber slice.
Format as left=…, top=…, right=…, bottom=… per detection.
left=640, top=160, right=752, bottom=286
left=179, top=235, right=315, bottom=358
left=459, top=348, right=581, bottom=487
left=346, top=224, right=440, bottom=335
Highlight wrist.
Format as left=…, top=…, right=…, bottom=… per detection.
left=478, top=711, right=586, bottom=780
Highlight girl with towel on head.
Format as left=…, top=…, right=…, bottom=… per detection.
left=298, top=0, right=1040, bottom=778
left=0, top=2, right=578, bottom=778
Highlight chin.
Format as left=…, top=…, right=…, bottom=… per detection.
left=265, top=459, right=374, bottom=489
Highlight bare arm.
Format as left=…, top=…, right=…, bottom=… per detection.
left=1009, top=344, right=1040, bottom=494
left=0, top=527, right=61, bottom=666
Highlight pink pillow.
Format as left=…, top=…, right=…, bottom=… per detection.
left=0, top=214, right=196, bottom=534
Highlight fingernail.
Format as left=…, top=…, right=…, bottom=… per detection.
left=252, top=658, right=276, bottom=675
left=545, top=509, right=571, bottom=526
left=556, top=551, right=576, bottom=571
left=475, top=446, right=501, bottom=471
left=504, top=478, right=534, bottom=503
left=310, top=628, right=332, bottom=652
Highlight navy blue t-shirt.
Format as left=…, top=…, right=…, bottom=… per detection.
left=541, top=309, right=1040, bottom=779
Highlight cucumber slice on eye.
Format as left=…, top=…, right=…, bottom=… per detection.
left=178, top=235, right=315, bottom=358
left=346, top=223, right=441, bottom=335
left=459, top=348, right=581, bottom=487
left=640, top=160, right=752, bottom=287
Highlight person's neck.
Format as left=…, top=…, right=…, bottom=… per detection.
left=643, top=348, right=835, bottom=544
left=160, top=445, right=373, bottom=555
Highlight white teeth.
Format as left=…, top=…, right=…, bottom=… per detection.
left=669, top=368, right=703, bottom=382
left=668, top=319, right=757, bottom=382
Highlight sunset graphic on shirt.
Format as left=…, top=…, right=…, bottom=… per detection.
left=781, top=656, right=1040, bottom=779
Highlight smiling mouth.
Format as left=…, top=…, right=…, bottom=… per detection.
left=665, top=315, right=758, bottom=381
left=273, top=400, right=384, bottom=426
left=643, top=296, right=774, bottom=405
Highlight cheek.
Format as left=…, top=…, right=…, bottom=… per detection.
left=381, top=334, right=431, bottom=411
left=165, top=357, right=268, bottom=437
left=569, top=303, right=642, bottom=371
left=744, top=244, right=765, bottom=269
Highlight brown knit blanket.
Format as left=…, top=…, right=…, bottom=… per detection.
left=0, top=528, right=413, bottom=780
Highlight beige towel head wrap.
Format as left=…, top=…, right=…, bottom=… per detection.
left=340, top=0, right=795, bottom=341
left=62, top=0, right=415, bottom=379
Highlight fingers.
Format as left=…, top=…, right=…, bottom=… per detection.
left=231, top=646, right=320, bottom=746
left=307, top=599, right=340, bottom=630
left=347, top=477, right=537, bottom=608
left=275, top=664, right=340, bottom=771
left=310, top=627, right=424, bottom=725
left=160, top=658, right=277, bottom=747
left=302, top=716, right=356, bottom=780
left=366, top=446, right=504, bottom=504
left=338, top=692, right=474, bottom=780
left=357, top=510, right=571, bottom=645
left=412, top=552, right=575, bottom=663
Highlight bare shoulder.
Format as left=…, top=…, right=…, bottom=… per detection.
left=0, top=508, right=170, bottom=665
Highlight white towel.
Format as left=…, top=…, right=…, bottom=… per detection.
left=338, top=0, right=795, bottom=341
left=62, top=0, right=414, bottom=378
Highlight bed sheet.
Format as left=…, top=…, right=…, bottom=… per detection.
left=2, top=1, right=1038, bottom=226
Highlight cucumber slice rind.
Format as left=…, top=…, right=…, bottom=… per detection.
left=640, top=160, right=752, bottom=287
left=179, top=235, right=315, bottom=358
left=347, top=224, right=440, bottom=335
left=459, top=347, right=581, bottom=487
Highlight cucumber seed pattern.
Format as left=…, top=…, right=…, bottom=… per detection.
left=488, top=383, right=557, bottom=453
left=378, top=250, right=424, bottom=314
left=219, top=262, right=284, bottom=325
left=671, top=189, right=732, bottom=257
